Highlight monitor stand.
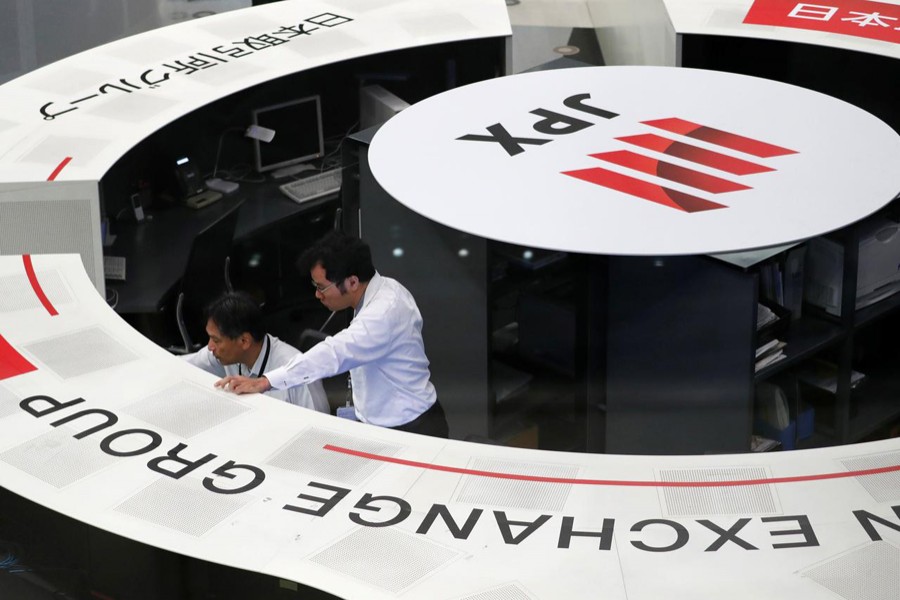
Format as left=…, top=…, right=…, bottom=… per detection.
left=271, top=163, right=316, bottom=179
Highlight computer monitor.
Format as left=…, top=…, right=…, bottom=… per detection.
left=251, top=96, right=324, bottom=177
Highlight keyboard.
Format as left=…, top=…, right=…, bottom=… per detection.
left=104, top=255, right=127, bottom=281
left=279, top=168, right=342, bottom=205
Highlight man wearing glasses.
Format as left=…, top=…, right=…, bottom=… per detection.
left=216, top=231, right=448, bottom=438
left=184, top=291, right=329, bottom=413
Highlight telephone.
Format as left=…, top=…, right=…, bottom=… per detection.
left=174, top=156, right=221, bottom=209
left=130, top=192, right=145, bottom=222
left=174, top=156, right=204, bottom=198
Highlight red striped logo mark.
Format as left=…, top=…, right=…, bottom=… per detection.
left=617, top=134, right=774, bottom=176
left=642, top=118, right=797, bottom=158
left=324, top=444, right=900, bottom=488
left=562, top=118, right=797, bottom=213
left=563, top=166, right=727, bottom=213
left=587, top=150, right=752, bottom=194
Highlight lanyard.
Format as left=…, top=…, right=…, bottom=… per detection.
left=239, top=335, right=270, bottom=378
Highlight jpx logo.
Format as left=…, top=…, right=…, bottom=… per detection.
left=458, top=94, right=797, bottom=213
left=457, top=93, right=619, bottom=157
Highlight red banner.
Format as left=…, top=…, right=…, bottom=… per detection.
left=744, top=0, right=900, bottom=44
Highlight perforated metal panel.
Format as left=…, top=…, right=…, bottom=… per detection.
left=0, top=1, right=22, bottom=83
left=114, top=477, right=250, bottom=537
left=457, top=583, right=533, bottom=600
left=266, top=427, right=402, bottom=485
left=0, top=273, right=42, bottom=312
left=125, top=382, right=251, bottom=438
left=32, top=269, right=72, bottom=306
left=842, top=452, right=900, bottom=502
left=659, top=467, right=777, bottom=517
left=25, top=327, right=139, bottom=379
left=399, top=12, right=476, bottom=39
left=0, top=270, right=71, bottom=313
left=0, top=197, right=100, bottom=287
left=802, top=542, right=900, bottom=600
left=0, top=427, right=116, bottom=488
left=286, top=30, right=364, bottom=60
left=0, top=385, right=19, bottom=420
left=455, top=458, right=577, bottom=511
left=21, top=137, right=111, bottom=168
left=309, top=527, right=459, bottom=593
left=82, top=93, right=181, bottom=123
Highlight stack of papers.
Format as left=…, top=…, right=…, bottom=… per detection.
left=755, top=381, right=790, bottom=430
left=757, top=302, right=779, bottom=330
left=751, top=435, right=780, bottom=452
left=797, top=359, right=865, bottom=394
left=755, top=338, right=787, bottom=372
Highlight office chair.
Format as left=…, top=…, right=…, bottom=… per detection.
left=297, top=310, right=338, bottom=351
left=168, top=202, right=242, bottom=355
left=295, top=206, right=345, bottom=352
left=224, top=256, right=234, bottom=293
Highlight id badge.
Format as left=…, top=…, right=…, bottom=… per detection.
left=337, top=406, right=358, bottom=421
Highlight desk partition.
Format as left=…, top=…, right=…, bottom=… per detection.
left=2, top=254, right=900, bottom=599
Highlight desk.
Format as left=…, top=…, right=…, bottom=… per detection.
left=4, top=254, right=900, bottom=600
left=106, top=184, right=338, bottom=315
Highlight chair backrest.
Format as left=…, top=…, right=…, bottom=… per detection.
left=178, top=203, right=242, bottom=344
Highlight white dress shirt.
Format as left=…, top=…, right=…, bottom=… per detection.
left=265, top=272, right=437, bottom=427
left=183, top=334, right=329, bottom=413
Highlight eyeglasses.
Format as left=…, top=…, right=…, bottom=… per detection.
left=311, top=279, right=338, bottom=294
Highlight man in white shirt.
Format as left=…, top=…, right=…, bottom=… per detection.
left=217, top=232, right=448, bottom=438
left=183, top=292, right=329, bottom=413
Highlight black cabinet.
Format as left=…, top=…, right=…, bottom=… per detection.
left=601, top=255, right=757, bottom=454
left=347, top=127, right=900, bottom=455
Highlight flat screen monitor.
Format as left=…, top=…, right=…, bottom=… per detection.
left=251, top=95, right=324, bottom=175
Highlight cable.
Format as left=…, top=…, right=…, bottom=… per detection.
left=319, top=310, right=337, bottom=332
left=105, top=287, right=118, bottom=310
left=319, top=121, right=359, bottom=171
left=0, top=542, right=81, bottom=600
left=209, top=126, right=245, bottom=179
left=0, top=540, right=23, bottom=570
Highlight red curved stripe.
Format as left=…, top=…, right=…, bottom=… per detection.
left=324, top=444, right=900, bottom=488
left=47, top=157, right=73, bottom=181
left=22, top=255, right=58, bottom=316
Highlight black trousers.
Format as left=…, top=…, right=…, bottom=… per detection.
left=391, top=399, right=449, bottom=439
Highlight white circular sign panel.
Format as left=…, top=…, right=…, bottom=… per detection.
left=369, top=66, right=900, bottom=255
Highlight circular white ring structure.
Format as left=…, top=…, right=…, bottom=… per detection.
left=370, top=66, right=900, bottom=255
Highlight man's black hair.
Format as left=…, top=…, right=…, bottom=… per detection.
left=298, top=231, right=376, bottom=284
left=203, top=291, right=265, bottom=341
